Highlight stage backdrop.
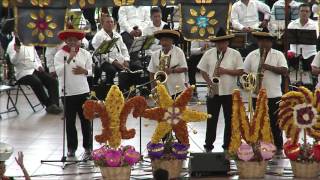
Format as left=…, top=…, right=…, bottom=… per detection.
left=3, top=0, right=231, bottom=45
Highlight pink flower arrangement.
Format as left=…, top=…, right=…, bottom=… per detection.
left=92, top=145, right=140, bottom=167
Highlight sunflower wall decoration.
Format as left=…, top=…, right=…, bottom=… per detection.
left=15, top=7, right=66, bottom=46
left=180, top=1, right=232, bottom=40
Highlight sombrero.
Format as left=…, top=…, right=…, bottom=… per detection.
left=252, top=28, right=274, bottom=40
left=209, top=28, right=235, bottom=42
left=0, top=142, right=13, bottom=161
left=154, top=25, right=180, bottom=42
left=58, top=24, right=85, bottom=41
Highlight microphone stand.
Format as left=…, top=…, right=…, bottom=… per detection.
left=41, top=56, right=82, bottom=169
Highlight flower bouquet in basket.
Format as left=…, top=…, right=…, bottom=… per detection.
left=83, top=85, right=147, bottom=180
left=228, top=88, right=276, bottom=179
left=142, top=83, right=210, bottom=179
left=278, top=86, right=320, bottom=178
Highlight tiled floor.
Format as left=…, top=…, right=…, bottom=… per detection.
left=0, top=83, right=313, bottom=179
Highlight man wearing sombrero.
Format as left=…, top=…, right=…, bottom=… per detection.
left=147, top=27, right=188, bottom=97
left=54, top=27, right=92, bottom=158
left=198, top=28, right=244, bottom=152
left=244, top=28, right=288, bottom=155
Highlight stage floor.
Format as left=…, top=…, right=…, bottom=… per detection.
left=0, top=82, right=309, bottom=179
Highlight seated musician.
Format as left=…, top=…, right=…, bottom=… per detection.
left=231, top=0, right=271, bottom=56
left=231, top=0, right=271, bottom=32
left=118, top=6, right=151, bottom=49
left=287, top=3, right=317, bottom=88
left=92, top=15, right=134, bottom=92
left=244, top=29, right=288, bottom=155
left=147, top=28, right=188, bottom=97
left=143, top=7, right=167, bottom=55
left=268, top=0, right=301, bottom=51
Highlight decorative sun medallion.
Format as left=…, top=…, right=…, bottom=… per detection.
left=27, top=10, right=57, bottom=42
left=113, top=0, right=135, bottom=6
left=69, top=0, right=95, bottom=8
left=186, top=5, right=218, bottom=37
left=279, top=87, right=320, bottom=144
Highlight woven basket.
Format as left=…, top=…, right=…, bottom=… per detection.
left=99, top=166, right=131, bottom=180
left=236, top=161, right=267, bottom=179
left=151, top=159, right=183, bottom=179
left=290, top=160, right=319, bottom=178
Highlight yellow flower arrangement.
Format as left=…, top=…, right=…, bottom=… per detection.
left=229, top=89, right=273, bottom=154
left=142, top=82, right=210, bottom=145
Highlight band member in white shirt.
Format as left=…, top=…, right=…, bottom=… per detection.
left=244, top=30, right=288, bottom=153
left=91, top=15, right=131, bottom=91
left=231, top=0, right=271, bottom=32
left=148, top=28, right=188, bottom=97
left=198, top=29, right=244, bottom=152
left=7, top=34, right=62, bottom=114
left=143, top=7, right=167, bottom=54
left=288, top=4, right=317, bottom=76
left=118, top=6, right=151, bottom=49
left=54, top=28, right=92, bottom=158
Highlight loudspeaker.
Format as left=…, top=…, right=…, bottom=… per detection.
left=189, top=152, right=230, bottom=177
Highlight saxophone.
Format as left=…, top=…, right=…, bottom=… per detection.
left=254, top=48, right=267, bottom=94
left=208, top=51, right=224, bottom=98
left=154, top=50, right=171, bottom=84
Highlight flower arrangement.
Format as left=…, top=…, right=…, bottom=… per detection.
left=83, top=85, right=148, bottom=170
left=142, top=83, right=210, bottom=160
left=91, top=145, right=140, bottom=167
left=278, top=87, right=320, bottom=163
left=228, top=89, right=276, bottom=162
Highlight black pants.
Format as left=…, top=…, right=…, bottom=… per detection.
left=94, top=61, right=139, bottom=93
left=17, top=70, right=59, bottom=107
left=253, top=97, right=283, bottom=150
left=187, top=54, right=202, bottom=95
left=121, top=32, right=134, bottom=50
left=204, top=95, right=232, bottom=150
left=62, top=93, right=92, bottom=151
left=81, top=8, right=97, bottom=32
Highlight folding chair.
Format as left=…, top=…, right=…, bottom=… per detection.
left=14, top=83, right=43, bottom=112
left=0, top=84, right=19, bottom=119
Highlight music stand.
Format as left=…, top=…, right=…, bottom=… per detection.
left=274, top=6, right=299, bottom=21
left=287, top=29, right=317, bottom=86
left=127, top=35, right=155, bottom=156
left=93, top=38, right=119, bottom=56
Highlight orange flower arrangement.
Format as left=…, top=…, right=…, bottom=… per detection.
left=83, top=85, right=147, bottom=148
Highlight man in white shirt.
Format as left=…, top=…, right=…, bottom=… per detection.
left=198, top=29, right=244, bottom=152
left=231, top=0, right=271, bottom=32
left=91, top=15, right=131, bottom=91
left=118, top=6, right=151, bottom=49
left=7, top=35, right=62, bottom=114
left=54, top=27, right=92, bottom=159
left=244, top=30, right=288, bottom=153
left=143, top=7, right=167, bottom=54
left=148, top=29, right=188, bottom=96
left=268, top=0, right=301, bottom=41
left=311, top=51, right=320, bottom=89
left=288, top=3, right=317, bottom=87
